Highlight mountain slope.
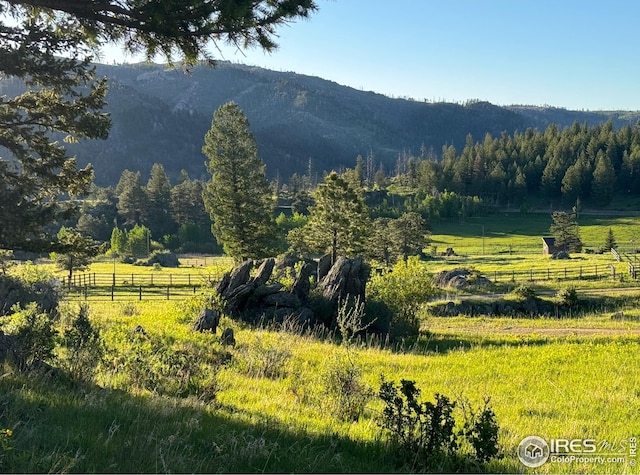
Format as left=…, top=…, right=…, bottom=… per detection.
left=2, top=61, right=639, bottom=186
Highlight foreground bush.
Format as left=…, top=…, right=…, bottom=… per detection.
left=378, top=378, right=501, bottom=471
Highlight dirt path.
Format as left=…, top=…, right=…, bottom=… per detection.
left=437, top=326, right=640, bottom=337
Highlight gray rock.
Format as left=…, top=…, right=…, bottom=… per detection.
left=221, top=327, right=236, bottom=346
left=192, top=308, right=220, bottom=333
left=262, top=292, right=301, bottom=308
left=292, top=262, right=314, bottom=301
left=252, top=258, right=275, bottom=287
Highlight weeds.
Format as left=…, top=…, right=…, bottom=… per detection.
left=323, top=352, right=373, bottom=422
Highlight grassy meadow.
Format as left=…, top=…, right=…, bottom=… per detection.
left=2, top=212, right=640, bottom=473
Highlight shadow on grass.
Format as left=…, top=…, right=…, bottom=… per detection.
left=414, top=331, right=553, bottom=355
left=0, top=369, right=523, bottom=473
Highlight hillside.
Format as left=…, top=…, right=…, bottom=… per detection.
left=2, top=61, right=640, bottom=186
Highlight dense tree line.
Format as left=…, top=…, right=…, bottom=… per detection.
left=388, top=120, right=640, bottom=207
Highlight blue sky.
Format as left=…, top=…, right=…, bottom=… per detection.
left=102, top=0, right=640, bottom=111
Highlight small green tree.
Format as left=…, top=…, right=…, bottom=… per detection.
left=550, top=211, right=583, bottom=253
left=390, top=212, right=431, bottom=263
left=604, top=227, right=617, bottom=251
left=301, top=171, right=370, bottom=263
left=202, top=102, right=276, bottom=261
left=52, top=227, right=103, bottom=283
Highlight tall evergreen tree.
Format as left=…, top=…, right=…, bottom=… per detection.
left=302, top=171, right=370, bottom=263
left=0, top=1, right=316, bottom=251
left=591, top=151, right=616, bottom=205
left=390, top=212, right=431, bottom=263
left=116, top=170, right=148, bottom=227
left=146, top=163, right=175, bottom=237
left=202, top=102, right=275, bottom=261
left=604, top=228, right=617, bottom=251
left=550, top=211, right=583, bottom=253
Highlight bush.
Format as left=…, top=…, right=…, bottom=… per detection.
left=60, top=304, right=104, bottom=384
left=368, top=257, right=435, bottom=338
left=378, top=378, right=457, bottom=470
left=0, top=266, right=62, bottom=316
left=557, top=286, right=578, bottom=307
left=512, top=284, right=537, bottom=300
left=460, top=397, right=501, bottom=463
left=0, top=303, right=56, bottom=371
left=378, top=378, right=501, bottom=470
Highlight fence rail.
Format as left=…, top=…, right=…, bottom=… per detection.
left=63, top=262, right=630, bottom=302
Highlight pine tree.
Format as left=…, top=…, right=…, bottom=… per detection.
left=390, top=212, right=431, bottom=263
left=116, top=170, right=148, bottom=227
left=52, top=228, right=103, bottom=283
left=592, top=151, right=616, bottom=205
left=550, top=211, right=583, bottom=253
left=0, top=1, right=316, bottom=251
left=604, top=228, right=617, bottom=251
left=302, top=171, right=370, bottom=263
left=146, top=163, right=175, bottom=237
left=202, top=102, right=275, bottom=261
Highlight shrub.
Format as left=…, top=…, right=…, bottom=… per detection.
left=512, top=284, right=537, bottom=300
left=323, top=352, right=373, bottom=422
left=461, top=397, right=501, bottom=463
left=336, top=296, right=371, bottom=345
left=0, top=266, right=62, bottom=316
left=368, top=257, right=435, bottom=338
left=377, top=379, right=501, bottom=470
left=557, top=286, right=578, bottom=307
left=60, top=304, right=104, bottom=384
left=378, top=378, right=457, bottom=470
left=0, top=303, right=56, bottom=371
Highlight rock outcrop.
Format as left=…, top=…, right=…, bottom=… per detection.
left=214, top=255, right=368, bottom=328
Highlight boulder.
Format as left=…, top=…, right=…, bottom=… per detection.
left=192, top=308, right=220, bottom=333
left=317, top=254, right=332, bottom=281
left=292, top=262, right=314, bottom=301
left=251, top=258, right=275, bottom=287
left=317, top=256, right=367, bottom=304
left=219, top=260, right=253, bottom=298
left=221, top=327, right=236, bottom=346
left=262, top=292, right=301, bottom=308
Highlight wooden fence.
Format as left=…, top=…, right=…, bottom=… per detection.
left=63, top=262, right=629, bottom=302
left=64, top=272, right=215, bottom=301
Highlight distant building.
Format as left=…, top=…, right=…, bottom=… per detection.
left=542, top=237, right=558, bottom=255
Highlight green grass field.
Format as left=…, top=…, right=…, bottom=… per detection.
left=2, top=213, right=640, bottom=473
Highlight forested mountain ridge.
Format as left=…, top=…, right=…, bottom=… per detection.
left=2, top=61, right=639, bottom=186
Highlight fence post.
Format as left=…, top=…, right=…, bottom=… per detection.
left=131, top=273, right=134, bottom=286
left=166, top=286, right=170, bottom=300
left=595, top=265, right=598, bottom=278
left=188, top=274, right=191, bottom=286
left=580, top=266, right=582, bottom=279
left=170, top=274, right=173, bottom=286
left=530, top=269, right=533, bottom=281
left=151, top=273, right=154, bottom=286
left=112, top=273, right=115, bottom=287
left=111, top=286, right=114, bottom=301
left=547, top=268, right=550, bottom=280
